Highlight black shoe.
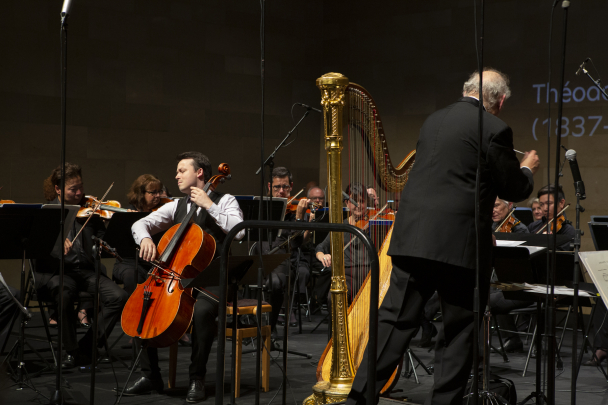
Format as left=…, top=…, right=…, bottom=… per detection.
left=116, top=376, right=164, bottom=396
left=583, top=349, right=607, bottom=366
left=186, top=379, right=206, bottom=403
left=495, top=338, right=523, bottom=353
left=61, top=353, right=76, bottom=369
left=418, top=324, right=438, bottom=348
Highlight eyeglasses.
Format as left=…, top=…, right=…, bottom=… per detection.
left=311, top=197, right=325, bottom=201
left=146, top=191, right=162, bottom=195
left=272, top=185, right=291, bottom=191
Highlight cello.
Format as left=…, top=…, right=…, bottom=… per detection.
left=121, top=163, right=232, bottom=348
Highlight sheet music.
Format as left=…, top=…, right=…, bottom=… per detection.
left=579, top=251, right=608, bottom=308
left=495, top=240, right=526, bottom=247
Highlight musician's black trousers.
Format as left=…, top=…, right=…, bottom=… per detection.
left=137, top=296, right=218, bottom=381
left=0, top=283, right=19, bottom=353
left=346, top=255, right=490, bottom=405
left=268, top=258, right=310, bottom=330
left=37, top=269, right=128, bottom=353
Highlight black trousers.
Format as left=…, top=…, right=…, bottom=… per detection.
left=268, top=257, right=310, bottom=330
left=489, top=290, right=534, bottom=341
left=137, top=296, right=219, bottom=381
left=346, top=255, right=490, bottom=405
left=0, top=282, right=20, bottom=354
left=590, top=300, right=608, bottom=351
left=112, top=260, right=149, bottom=296
left=36, top=269, right=128, bottom=353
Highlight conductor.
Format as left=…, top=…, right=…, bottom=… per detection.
left=346, top=69, right=540, bottom=405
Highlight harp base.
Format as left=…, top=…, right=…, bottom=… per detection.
left=303, top=381, right=351, bottom=405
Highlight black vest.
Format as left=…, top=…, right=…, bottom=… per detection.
left=174, top=192, right=227, bottom=256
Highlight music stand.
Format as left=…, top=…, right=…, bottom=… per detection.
left=0, top=205, right=78, bottom=399
left=588, top=222, right=608, bottom=251
left=494, top=233, right=572, bottom=249
left=514, top=207, right=534, bottom=226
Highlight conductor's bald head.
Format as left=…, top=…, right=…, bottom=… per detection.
left=462, top=69, right=511, bottom=116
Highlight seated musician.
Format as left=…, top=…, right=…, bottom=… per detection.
left=125, top=151, right=244, bottom=402
left=315, top=183, right=369, bottom=303
left=35, top=163, right=128, bottom=369
left=366, top=188, right=380, bottom=210
left=528, top=197, right=543, bottom=221
left=528, top=184, right=574, bottom=251
left=264, top=167, right=311, bottom=332
left=492, top=197, right=529, bottom=233
left=112, top=174, right=165, bottom=296
left=298, top=187, right=329, bottom=310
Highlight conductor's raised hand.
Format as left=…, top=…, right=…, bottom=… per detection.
left=521, top=150, right=540, bottom=175
left=139, top=238, right=157, bottom=262
left=190, top=187, right=213, bottom=210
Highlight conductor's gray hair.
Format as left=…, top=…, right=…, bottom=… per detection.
left=462, top=69, right=511, bottom=108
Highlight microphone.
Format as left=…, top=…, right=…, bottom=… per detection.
left=92, top=236, right=124, bottom=262
left=575, top=58, right=590, bottom=76
left=296, top=103, right=322, bottom=114
left=342, top=191, right=359, bottom=208
left=565, top=149, right=586, bottom=199
left=61, top=0, right=73, bottom=24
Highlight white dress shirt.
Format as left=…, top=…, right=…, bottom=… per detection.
left=131, top=194, right=245, bottom=245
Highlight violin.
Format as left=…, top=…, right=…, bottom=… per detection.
left=78, top=195, right=129, bottom=219
left=0, top=200, right=15, bottom=204
left=121, top=163, right=232, bottom=348
left=495, top=208, right=520, bottom=233
left=535, top=204, right=570, bottom=234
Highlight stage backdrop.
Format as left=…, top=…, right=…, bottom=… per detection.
left=1, top=1, right=607, bottom=286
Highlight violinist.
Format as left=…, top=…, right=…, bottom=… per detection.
left=124, top=152, right=244, bottom=402
left=315, top=183, right=369, bottom=303
left=528, top=184, right=574, bottom=251
left=367, top=187, right=380, bottom=210
left=263, top=167, right=312, bottom=333
left=112, top=174, right=164, bottom=296
left=35, top=163, right=128, bottom=369
left=528, top=197, right=543, bottom=221
left=491, top=198, right=528, bottom=233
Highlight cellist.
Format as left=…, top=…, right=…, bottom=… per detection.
left=124, top=152, right=244, bottom=403
left=491, top=197, right=528, bottom=233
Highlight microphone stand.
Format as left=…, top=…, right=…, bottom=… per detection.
left=578, top=65, right=608, bottom=101
left=48, top=6, right=70, bottom=404
left=548, top=2, right=570, bottom=404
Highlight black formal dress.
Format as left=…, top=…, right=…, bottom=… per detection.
left=346, top=97, right=534, bottom=405
left=34, top=197, right=128, bottom=355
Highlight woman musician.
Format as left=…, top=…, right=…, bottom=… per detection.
left=112, top=174, right=166, bottom=296
left=315, top=183, right=370, bottom=303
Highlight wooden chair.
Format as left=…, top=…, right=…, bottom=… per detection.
left=168, top=299, right=272, bottom=398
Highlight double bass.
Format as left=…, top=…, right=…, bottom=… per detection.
left=121, top=164, right=231, bottom=348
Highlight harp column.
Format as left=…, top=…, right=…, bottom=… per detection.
left=305, top=73, right=355, bottom=405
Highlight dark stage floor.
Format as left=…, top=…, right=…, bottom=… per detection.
left=1, top=309, right=607, bottom=405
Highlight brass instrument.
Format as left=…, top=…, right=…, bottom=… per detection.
left=304, top=73, right=416, bottom=405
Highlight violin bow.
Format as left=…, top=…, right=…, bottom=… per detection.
left=535, top=203, right=570, bottom=234
left=71, top=182, right=114, bottom=242
left=496, top=207, right=516, bottom=230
